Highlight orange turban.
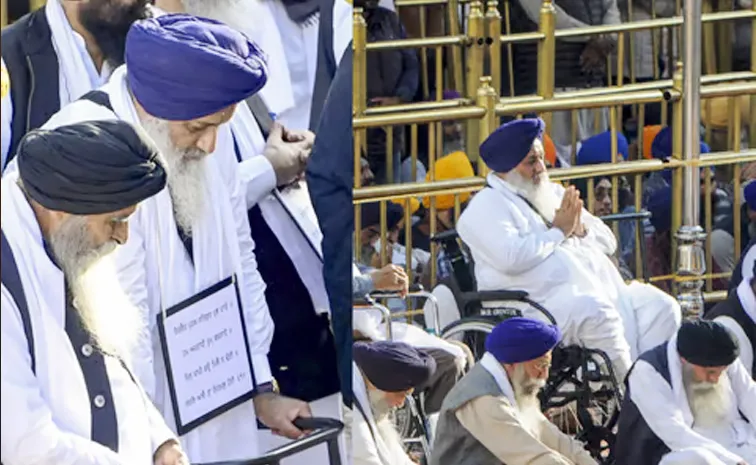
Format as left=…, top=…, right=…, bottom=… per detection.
left=422, top=151, right=475, bottom=210
left=542, top=133, right=557, bottom=167
left=642, top=125, right=662, bottom=160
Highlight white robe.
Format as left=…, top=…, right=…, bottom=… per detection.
left=714, top=278, right=756, bottom=378
left=0, top=174, right=176, bottom=465
left=222, top=97, right=345, bottom=465
left=627, top=333, right=756, bottom=465
left=456, top=173, right=682, bottom=379
left=35, top=66, right=275, bottom=463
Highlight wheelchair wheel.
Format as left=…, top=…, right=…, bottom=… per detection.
left=440, top=317, right=496, bottom=361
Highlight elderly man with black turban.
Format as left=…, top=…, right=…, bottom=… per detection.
left=3, top=13, right=312, bottom=464
left=615, top=320, right=756, bottom=465
left=432, top=318, right=597, bottom=465
left=0, top=121, right=188, bottom=464
left=456, top=118, right=681, bottom=384
left=352, top=340, right=436, bottom=465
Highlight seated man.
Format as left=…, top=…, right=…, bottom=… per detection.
left=615, top=320, right=756, bottom=465
left=1, top=121, right=187, bottom=464
left=432, top=317, right=597, bottom=465
left=456, top=118, right=681, bottom=382
left=706, top=259, right=756, bottom=378
left=352, top=340, right=436, bottom=465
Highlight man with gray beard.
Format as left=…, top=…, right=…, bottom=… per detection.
left=15, top=14, right=315, bottom=464
left=352, top=340, right=437, bottom=465
left=616, top=320, right=756, bottom=465
left=456, top=118, right=681, bottom=384
left=0, top=121, right=189, bottom=465
left=432, top=317, right=597, bottom=465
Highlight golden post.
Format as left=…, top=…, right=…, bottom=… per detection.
left=465, top=1, right=485, bottom=162
left=537, top=0, right=556, bottom=130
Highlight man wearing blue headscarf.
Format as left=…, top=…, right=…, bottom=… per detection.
left=4, top=14, right=313, bottom=464
left=456, top=118, right=681, bottom=385
left=432, top=318, right=597, bottom=465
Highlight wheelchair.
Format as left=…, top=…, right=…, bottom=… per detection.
left=194, top=417, right=343, bottom=465
left=430, top=229, right=627, bottom=464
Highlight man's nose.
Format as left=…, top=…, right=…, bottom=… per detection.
left=112, top=222, right=129, bottom=245
left=196, top=127, right=218, bottom=154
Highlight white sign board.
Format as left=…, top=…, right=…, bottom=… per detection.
left=157, top=275, right=255, bottom=434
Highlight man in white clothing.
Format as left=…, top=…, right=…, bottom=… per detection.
left=615, top=320, right=756, bottom=465
left=352, top=340, right=437, bottom=465
left=1, top=120, right=187, bottom=465
left=456, top=118, right=681, bottom=383
left=23, top=14, right=313, bottom=464
left=1, top=0, right=151, bottom=169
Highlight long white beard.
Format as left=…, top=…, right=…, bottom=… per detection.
left=50, top=217, right=144, bottom=358
left=181, top=0, right=265, bottom=41
left=368, top=388, right=413, bottom=465
left=510, top=364, right=547, bottom=433
left=503, top=171, right=562, bottom=224
left=141, top=116, right=207, bottom=235
left=683, top=364, right=734, bottom=429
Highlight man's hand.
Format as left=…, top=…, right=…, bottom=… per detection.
left=370, top=96, right=402, bottom=107
left=263, top=123, right=314, bottom=187
left=154, top=440, right=189, bottom=465
left=254, top=392, right=313, bottom=439
left=370, top=264, right=409, bottom=295
left=553, top=186, right=583, bottom=237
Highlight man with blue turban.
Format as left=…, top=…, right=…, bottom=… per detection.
left=456, top=118, right=681, bottom=386
left=432, top=318, right=597, bottom=465
left=4, top=14, right=315, bottom=464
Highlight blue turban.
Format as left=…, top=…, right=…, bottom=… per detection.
left=353, top=341, right=437, bottom=392
left=576, top=130, right=629, bottom=166
left=651, top=127, right=711, bottom=160
left=480, top=118, right=545, bottom=173
left=125, top=14, right=268, bottom=121
left=647, top=185, right=672, bottom=232
left=485, top=317, right=561, bottom=364
left=745, top=181, right=756, bottom=211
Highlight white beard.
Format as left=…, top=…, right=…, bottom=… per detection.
left=368, top=388, right=413, bottom=465
left=50, top=217, right=144, bottom=358
left=140, top=115, right=207, bottom=235
left=503, top=171, right=562, bottom=224
left=510, top=364, right=547, bottom=434
left=683, top=364, right=734, bottom=429
left=181, top=0, right=265, bottom=41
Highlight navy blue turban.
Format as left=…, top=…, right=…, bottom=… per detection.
left=677, top=320, right=740, bottom=367
left=651, top=127, right=711, bottom=160
left=647, top=185, right=672, bottom=233
left=480, top=118, right=546, bottom=173
left=17, top=120, right=166, bottom=215
left=745, top=181, right=756, bottom=211
left=353, top=341, right=437, bottom=392
left=360, top=202, right=404, bottom=230
left=486, top=317, right=561, bottom=364
left=577, top=130, right=629, bottom=166
left=125, top=14, right=268, bottom=121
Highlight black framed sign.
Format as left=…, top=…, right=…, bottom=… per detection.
left=157, top=275, right=257, bottom=435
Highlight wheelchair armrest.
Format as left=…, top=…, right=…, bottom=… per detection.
left=599, top=211, right=651, bottom=224
left=459, top=290, right=529, bottom=305
left=430, top=229, right=460, bottom=243
left=193, top=418, right=344, bottom=465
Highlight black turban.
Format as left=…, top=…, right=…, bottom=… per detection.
left=360, top=202, right=404, bottom=231
left=353, top=341, right=436, bottom=392
left=17, top=120, right=167, bottom=215
left=677, top=320, right=740, bottom=367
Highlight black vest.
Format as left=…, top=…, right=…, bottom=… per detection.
left=1, top=8, right=61, bottom=162
left=615, top=343, right=672, bottom=465
left=706, top=292, right=756, bottom=377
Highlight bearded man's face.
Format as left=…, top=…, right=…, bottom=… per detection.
left=78, top=0, right=152, bottom=67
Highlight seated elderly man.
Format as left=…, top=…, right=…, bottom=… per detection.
left=615, top=320, right=756, bottom=465
left=432, top=317, right=597, bottom=465
left=705, top=259, right=756, bottom=378
left=352, top=340, right=436, bottom=465
left=456, top=118, right=681, bottom=382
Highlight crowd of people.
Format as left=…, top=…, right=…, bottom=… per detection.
left=1, top=0, right=353, bottom=464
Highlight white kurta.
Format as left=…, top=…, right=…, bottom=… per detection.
left=456, top=173, right=681, bottom=379
left=0, top=174, right=176, bottom=465
left=35, top=66, right=275, bottom=463
left=222, top=96, right=345, bottom=465
left=627, top=333, right=756, bottom=465
left=714, top=278, right=756, bottom=378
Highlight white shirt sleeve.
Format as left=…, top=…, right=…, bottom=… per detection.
left=332, top=0, right=353, bottom=63
left=627, top=361, right=745, bottom=465
left=238, top=156, right=277, bottom=208
left=0, top=291, right=127, bottom=465
left=727, top=360, right=756, bottom=426
left=714, top=316, right=754, bottom=378
left=1, top=59, right=13, bottom=173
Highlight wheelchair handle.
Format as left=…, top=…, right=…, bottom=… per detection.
left=192, top=417, right=344, bottom=465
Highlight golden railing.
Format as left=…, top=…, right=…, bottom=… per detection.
left=353, top=0, right=756, bottom=305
